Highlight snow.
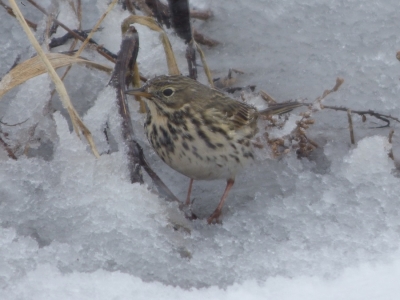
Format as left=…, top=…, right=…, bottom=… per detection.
left=1, top=0, right=400, bottom=299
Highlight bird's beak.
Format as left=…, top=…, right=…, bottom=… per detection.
left=125, top=87, right=152, bottom=98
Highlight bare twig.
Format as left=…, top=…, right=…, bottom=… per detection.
left=322, top=106, right=398, bottom=127
left=0, top=118, right=28, bottom=127
left=388, top=129, right=395, bottom=160
left=389, top=129, right=395, bottom=143
left=76, top=0, right=82, bottom=30
left=193, top=29, right=219, bottom=47
left=190, top=9, right=213, bottom=20
left=347, top=109, right=355, bottom=144
left=49, top=29, right=117, bottom=60
left=186, top=41, right=197, bottom=79
left=259, top=90, right=277, bottom=104
left=0, top=0, right=37, bottom=30
left=0, top=136, right=17, bottom=160
left=316, top=77, right=344, bottom=104
left=110, top=26, right=143, bottom=183
left=47, top=11, right=60, bottom=37
left=313, top=77, right=398, bottom=127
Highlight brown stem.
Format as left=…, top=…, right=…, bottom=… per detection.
left=190, top=9, right=213, bottom=20
left=193, top=29, right=219, bottom=47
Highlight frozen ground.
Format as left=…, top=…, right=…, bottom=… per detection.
left=1, top=0, right=400, bottom=299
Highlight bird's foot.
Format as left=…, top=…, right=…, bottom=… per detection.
left=207, top=209, right=222, bottom=224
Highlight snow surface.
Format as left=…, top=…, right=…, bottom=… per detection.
left=1, top=0, right=400, bottom=299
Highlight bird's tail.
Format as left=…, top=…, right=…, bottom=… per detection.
left=258, top=101, right=307, bottom=116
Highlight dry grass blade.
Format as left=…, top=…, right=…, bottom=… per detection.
left=75, top=0, right=118, bottom=57
left=160, top=33, right=180, bottom=75
left=122, top=15, right=180, bottom=75
left=0, top=53, right=112, bottom=98
left=194, top=41, right=213, bottom=86
left=132, top=62, right=146, bottom=113
left=316, top=77, right=344, bottom=104
left=8, top=0, right=100, bottom=158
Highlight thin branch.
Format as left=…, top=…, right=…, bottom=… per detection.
left=0, top=136, right=17, bottom=160
left=110, top=26, right=143, bottom=183
left=0, top=118, right=28, bottom=127
left=190, top=9, right=213, bottom=20
left=347, top=109, right=355, bottom=144
left=186, top=41, right=197, bottom=79
left=193, top=29, right=219, bottom=47
left=316, top=77, right=344, bottom=104
left=388, top=129, right=395, bottom=160
left=322, top=105, right=398, bottom=128
left=259, top=90, right=277, bottom=104
left=0, top=0, right=37, bottom=30
left=313, top=77, right=398, bottom=127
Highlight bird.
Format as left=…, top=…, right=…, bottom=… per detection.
left=126, top=75, right=302, bottom=224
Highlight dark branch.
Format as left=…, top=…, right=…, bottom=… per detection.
left=109, top=27, right=143, bottom=184
left=322, top=105, right=400, bottom=128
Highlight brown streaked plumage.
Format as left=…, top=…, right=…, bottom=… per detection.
left=127, top=75, right=302, bottom=224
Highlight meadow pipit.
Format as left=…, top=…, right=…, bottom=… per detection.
left=127, top=75, right=302, bottom=224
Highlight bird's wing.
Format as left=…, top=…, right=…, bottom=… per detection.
left=200, top=92, right=258, bottom=139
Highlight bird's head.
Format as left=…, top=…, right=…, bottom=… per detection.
left=126, top=75, right=207, bottom=110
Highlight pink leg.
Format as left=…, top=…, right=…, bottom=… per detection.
left=207, top=178, right=235, bottom=224
left=185, top=178, right=194, bottom=205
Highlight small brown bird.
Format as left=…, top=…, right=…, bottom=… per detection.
left=127, top=75, right=301, bottom=223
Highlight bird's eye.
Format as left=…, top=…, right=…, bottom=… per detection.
left=162, top=88, right=174, bottom=97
